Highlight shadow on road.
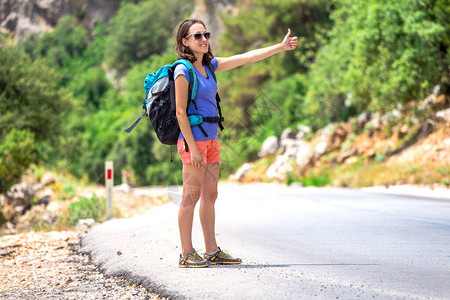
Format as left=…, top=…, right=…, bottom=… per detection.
left=213, top=263, right=381, bottom=269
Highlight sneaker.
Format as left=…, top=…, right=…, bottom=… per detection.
left=179, top=248, right=211, bottom=268
left=204, top=247, right=242, bottom=265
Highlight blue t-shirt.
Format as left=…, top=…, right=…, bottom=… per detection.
left=174, top=57, right=219, bottom=141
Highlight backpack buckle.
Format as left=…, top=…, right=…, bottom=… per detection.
left=188, top=114, right=203, bottom=126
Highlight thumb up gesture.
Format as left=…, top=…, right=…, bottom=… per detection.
left=281, top=28, right=298, bottom=51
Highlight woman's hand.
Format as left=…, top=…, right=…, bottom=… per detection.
left=190, top=147, right=204, bottom=168
left=281, top=28, right=298, bottom=51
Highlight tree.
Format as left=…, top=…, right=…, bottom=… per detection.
left=218, top=0, right=332, bottom=130
left=0, top=129, right=36, bottom=193
left=0, top=47, right=68, bottom=143
left=305, top=0, right=449, bottom=129
left=105, top=0, right=194, bottom=73
left=17, top=15, right=89, bottom=71
left=0, top=47, right=69, bottom=191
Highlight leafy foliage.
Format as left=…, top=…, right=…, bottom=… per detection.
left=17, top=16, right=89, bottom=71
left=68, top=195, right=106, bottom=225
left=0, top=129, right=37, bottom=193
left=0, top=47, right=70, bottom=192
left=105, top=0, right=194, bottom=73
left=305, top=0, right=449, bottom=128
left=0, top=47, right=69, bottom=142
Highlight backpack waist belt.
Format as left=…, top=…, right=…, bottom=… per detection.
left=203, top=116, right=225, bottom=123
left=188, top=114, right=224, bottom=126
left=186, top=114, right=225, bottom=141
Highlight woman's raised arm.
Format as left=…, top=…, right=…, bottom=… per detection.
left=216, top=28, right=298, bottom=72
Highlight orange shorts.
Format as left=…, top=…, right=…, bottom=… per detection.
left=177, top=139, right=221, bottom=164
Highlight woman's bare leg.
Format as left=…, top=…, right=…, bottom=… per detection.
left=199, top=163, right=220, bottom=254
left=178, top=163, right=204, bottom=256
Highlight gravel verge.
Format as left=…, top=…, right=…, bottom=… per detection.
left=0, top=230, right=161, bottom=300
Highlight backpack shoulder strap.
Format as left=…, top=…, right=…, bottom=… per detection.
left=206, top=61, right=224, bottom=131
left=206, top=62, right=217, bottom=83
left=173, top=59, right=198, bottom=101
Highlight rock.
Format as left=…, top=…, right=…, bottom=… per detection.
left=0, top=194, right=6, bottom=207
left=267, top=133, right=313, bottom=180
left=229, top=163, right=253, bottom=182
left=1, top=11, right=18, bottom=32
left=16, top=204, right=58, bottom=230
left=281, top=128, right=297, bottom=140
left=2, top=182, right=34, bottom=221
left=43, top=211, right=58, bottom=223
left=345, top=156, right=359, bottom=165
left=436, top=108, right=450, bottom=124
left=335, top=148, right=358, bottom=164
left=115, top=183, right=132, bottom=193
left=313, top=141, right=328, bottom=158
left=259, top=136, right=279, bottom=157
left=76, top=218, right=96, bottom=230
left=369, top=112, right=382, bottom=130
left=266, top=154, right=294, bottom=181
left=357, top=111, right=371, bottom=128
left=296, top=125, right=311, bottom=140
left=419, top=85, right=447, bottom=110
left=296, top=141, right=313, bottom=174
left=191, top=0, right=237, bottom=52
left=0, top=0, right=70, bottom=41
left=41, top=172, right=56, bottom=186
left=5, top=182, right=34, bottom=206
left=265, top=129, right=318, bottom=180
left=330, top=125, right=348, bottom=150
left=35, top=187, right=54, bottom=201
left=433, top=85, right=441, bottom=96
left=0, top=0, right=122, bottom=42
left=280, top=138, right=297, bottom=154
left=32, top=183, right=45, bottom=193
left=1, top=204, right=15, bottom=221
left=381, top=109, right=403, bottom=125
left=302, top=124, right=348, bottom=171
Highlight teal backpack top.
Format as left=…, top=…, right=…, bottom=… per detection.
left=143, top=59, right=198, bottom=106
left=124, top=59, right=198, bottom=135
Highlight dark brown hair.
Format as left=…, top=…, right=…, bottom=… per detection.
left=175, top=19, right=214, bottom=65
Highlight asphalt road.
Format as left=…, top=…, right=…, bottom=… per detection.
left=80, top=184, right=450, bottom=300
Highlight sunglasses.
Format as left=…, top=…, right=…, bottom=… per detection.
left=185, top=32, right=211, bottom=41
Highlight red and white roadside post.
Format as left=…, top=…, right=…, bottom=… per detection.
left=105, top=161, right=114, bottom=219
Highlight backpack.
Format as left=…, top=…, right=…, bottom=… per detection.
left=124, top=59, right=224, bottom=155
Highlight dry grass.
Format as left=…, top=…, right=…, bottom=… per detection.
left=323, top=124, right=449, bottom=187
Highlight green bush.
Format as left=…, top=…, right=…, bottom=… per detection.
left=68, top=195, right=106, bottom=226
left=0, top=47, right=69, bottom=143
left=17, top=15, right=89, bottom=70
left=105, top=0, right=193, bottom=73
left=306, top=0, right=448, bottom=128
left=299, top=172, right=331, bottom=187
left=374, top=152, right=386, bottom=162
left=0, top=129, right=37, bottom=193
left=69, top=67, right=111, bottom=110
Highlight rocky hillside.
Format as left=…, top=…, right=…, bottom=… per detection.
left=0, top=0, right=121, bottom=41
left=0, top=0, right=237, bottom=45
left=231, top=87, right=450, bottom=188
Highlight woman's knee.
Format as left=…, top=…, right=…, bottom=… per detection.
left=181, top=184, right=202, bottom=207
left=181, top=164, right=204, bottom=207
left=202, top=187, right=218, bottom=203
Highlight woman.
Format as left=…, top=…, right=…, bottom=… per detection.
left=175, top=19, right=298, bottom=268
